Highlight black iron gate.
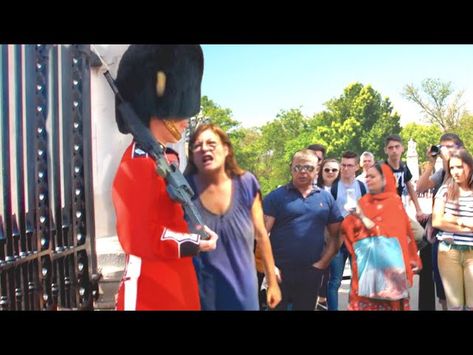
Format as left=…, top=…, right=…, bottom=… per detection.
left=0, top=44, right=99, bottom=310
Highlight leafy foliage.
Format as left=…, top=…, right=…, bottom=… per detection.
left=188, top=96, right=241, bottom=141
left=194, top=81, right=470, bottom=196
left=449, top=112, right=473, bottom=153
left=319, top=83, right=400, bottom=160
left=257, top=108, right=311, bottom=193
left=402, top=78, right=466, bottom=131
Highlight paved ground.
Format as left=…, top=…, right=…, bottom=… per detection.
left=336, top=262, right=443, bottom=311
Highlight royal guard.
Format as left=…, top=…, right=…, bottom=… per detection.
left=112, top=45, right=218, bottom=310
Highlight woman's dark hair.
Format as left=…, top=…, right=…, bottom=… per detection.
left=316, top=158, right=339, bottom=188
left=185, top=123, right=245, bottom=177
left=307, top=144, right=326, bottom=160
left=440, top=133, right=464, bottom=148
left=373, top=161, right=385, bottom=177
left=364, top=161, right=386, bottom=194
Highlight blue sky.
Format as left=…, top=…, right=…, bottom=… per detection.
left=201, top=45, right=473, bottom=128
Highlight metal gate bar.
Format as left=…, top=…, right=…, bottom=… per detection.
left=0, top=44, right=99, bottom=310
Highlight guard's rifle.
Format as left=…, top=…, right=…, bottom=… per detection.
left=90, top=46, right=209, bottom=239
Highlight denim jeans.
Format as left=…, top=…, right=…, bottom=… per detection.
left=327, top=244, right=350, bottom=310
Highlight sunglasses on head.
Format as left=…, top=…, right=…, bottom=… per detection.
left=292, top=164, right=315, bottom=173
left=323, top=168, right=339, bottom=173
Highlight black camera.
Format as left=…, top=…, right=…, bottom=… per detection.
left=430, top=145, right=442, bottom=157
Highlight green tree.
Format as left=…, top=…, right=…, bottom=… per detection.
left=319, top=83, right=401, bottom=159
left=196, top=84, right=402, bottom=195
left=232, top=127, right=278, bottom=195
left=257, top=108, right=311, bottom=194
left=231, top=127, right=263, bottom=175
left=188, top=96, right=241, bottom=140
left=306, top=112, right=360, bottom=159
left=451, top=112, right=473, bottom=153
left=402, top=78, right=466, bottom=131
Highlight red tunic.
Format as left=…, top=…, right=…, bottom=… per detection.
left=112, top=142, right=201, bottom=310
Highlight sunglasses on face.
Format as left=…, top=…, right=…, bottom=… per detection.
left=292, top=164, right=315, bottom=173
left=192, top=141, right=218, bottom=152
left=323, top=168, right=339, bottom=173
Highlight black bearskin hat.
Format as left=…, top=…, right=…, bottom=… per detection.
left=115, top=45, right=204, bottom=134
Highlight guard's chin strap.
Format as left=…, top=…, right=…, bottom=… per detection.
left=162, top=119, right=182, bottom=141
left=155, top=68, right=181, bottom=141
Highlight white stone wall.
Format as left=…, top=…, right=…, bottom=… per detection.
left=91, top=45, right=131, bottom=239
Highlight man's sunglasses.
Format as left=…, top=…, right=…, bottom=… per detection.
left=292, top=164, right=315, bottom=173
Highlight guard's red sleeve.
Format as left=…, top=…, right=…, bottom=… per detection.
left=112, top=151, right=200, bottom=260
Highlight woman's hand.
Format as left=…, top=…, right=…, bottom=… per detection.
left=458, top=217, right=473, bottom=229
left=463, top=218, right=473, bottom=229
left=410, top=260, right=421, bottom=274
left=351, top=204, right=364, bottom=219
left=443, top=213, right=455, bottom=223
left=198, top=225, right=218, bottom=252
left=351, top=204, right=376, bottom=230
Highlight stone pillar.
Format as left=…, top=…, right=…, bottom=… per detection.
left=90, top=45, right=130, bottom=307
left=406, top=138, right=419, bottom=183
left=90, top=45, right=131, bottom=239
